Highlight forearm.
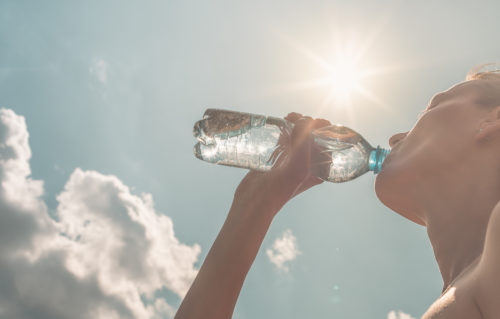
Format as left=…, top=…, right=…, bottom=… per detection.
left=174, top=202, right=275, bottom=319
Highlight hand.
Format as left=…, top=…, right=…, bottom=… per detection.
left=231, top=113, right=332, bottom=218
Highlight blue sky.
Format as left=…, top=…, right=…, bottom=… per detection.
left=1, top=1, right=499, bottom=318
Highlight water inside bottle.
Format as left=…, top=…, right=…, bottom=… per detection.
left=311, top=125, right=373, bottom=183
left=193, top=109, right=291, bottom=171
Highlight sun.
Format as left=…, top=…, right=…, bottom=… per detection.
left=274, top=27, right=397, bottom=114
left=327, top=54, right=362, bottom=102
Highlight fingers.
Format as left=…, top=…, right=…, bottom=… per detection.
left=269, top=114, right=330, bottom=200
left=282, top=113, right=332, bottom=176
left=284, top=112, right=303, bottom=123
left=290, top=115, right=330, bottom=149
left=312, top=118, right=331, bottom=129
left=287, top=117, right=316, bottom=179
left=285, top=112, right=331, bottom=128
left=290, top=116, right=315, bottom=151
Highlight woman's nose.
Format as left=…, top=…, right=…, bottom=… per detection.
left=389, top=132, right=408, bottom=148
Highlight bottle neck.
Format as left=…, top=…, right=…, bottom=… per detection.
left=369, top=146, right=390, bottom=174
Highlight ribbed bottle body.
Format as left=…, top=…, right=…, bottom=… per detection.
left=193, top=109, right=389, bottom=183
left=193, top=109, right=293, bottom=171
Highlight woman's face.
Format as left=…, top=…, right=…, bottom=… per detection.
left=375, top=80, right=493, bottom=225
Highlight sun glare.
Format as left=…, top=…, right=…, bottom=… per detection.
left=328, top=54, right=362, bottom=102
left=275, top=25, right=399, bottom=116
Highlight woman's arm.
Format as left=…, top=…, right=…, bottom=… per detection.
left=174, top=114, right=331, bottom=319
left=173, top=179, right=275, bottom=319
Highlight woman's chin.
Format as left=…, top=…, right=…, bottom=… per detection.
left=374, top=163, right=426, bottom=226
left=375, top=169, right=391, bottom=208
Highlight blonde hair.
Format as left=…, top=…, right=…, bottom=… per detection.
left=465, top=63, right=500, bottom=108
left=466, top=63, right=500, bottom=81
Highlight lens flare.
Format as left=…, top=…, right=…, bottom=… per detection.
left=273, top=23, right=406, bottom=119
left=328, top=53, right=362, bottom=103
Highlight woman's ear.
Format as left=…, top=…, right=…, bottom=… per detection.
left=476, top=106, right=500, bottom=142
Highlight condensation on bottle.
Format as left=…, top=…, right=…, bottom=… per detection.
left=193, top=109, right=292, bottom=171
left=193, top=109, right=389, bottom=183
left=311, top=125, right=376, bottom=182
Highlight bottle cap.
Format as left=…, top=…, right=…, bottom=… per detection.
left=369, top=146, right=390, bottom=174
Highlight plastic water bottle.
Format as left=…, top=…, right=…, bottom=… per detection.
left=193, top=109, right=389, bottom=183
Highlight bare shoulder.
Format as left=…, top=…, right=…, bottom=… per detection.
left=421, top=258, right=482, bottom=319
left=473, top=201, right=500, bottom=318
left=419, top=205, right=500, bottom=319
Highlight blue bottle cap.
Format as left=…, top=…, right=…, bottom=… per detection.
left=369, top=146, right=390, bottom=174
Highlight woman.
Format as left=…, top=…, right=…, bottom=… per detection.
left=175, top=66, right=500, bottom=319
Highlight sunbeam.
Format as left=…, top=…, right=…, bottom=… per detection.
left=272, top=23, right=410, bottom=119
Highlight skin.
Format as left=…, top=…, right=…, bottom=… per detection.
left=376, top=78, right=500, bottom=318
left=175, top=79, right=500, bottom=319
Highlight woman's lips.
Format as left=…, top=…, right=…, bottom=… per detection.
left=381, top=144, right=401, bottom=170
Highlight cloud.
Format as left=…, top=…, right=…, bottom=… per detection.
left=89, top=58, right=108, bottom=84
left=266, top=229, right=301, bottom=272
left=387, top=310, right=416, bottom=319
left=0, top=108, right=201, bottom=318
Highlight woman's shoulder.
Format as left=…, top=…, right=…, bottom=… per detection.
left=469, top=201, right=500, bottom=318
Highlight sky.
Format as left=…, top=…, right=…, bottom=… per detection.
left=0, top=1, right=499, bottom=318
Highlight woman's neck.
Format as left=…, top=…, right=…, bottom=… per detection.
left=421, top=174, right=498, bottom=292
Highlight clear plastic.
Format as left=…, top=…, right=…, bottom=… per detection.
left=193, top=109, right=389, bottom=183
left=310, top=125, right=373, bottom=183
left=193, top=109, right=293, bottom=171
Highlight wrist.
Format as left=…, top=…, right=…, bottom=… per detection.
left=229, top=192, right=281, bottom=222
left=232, top=170, right=296, bottom=220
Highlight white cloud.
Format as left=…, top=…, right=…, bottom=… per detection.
left=0, top=108, right=201, bottom=318
left=266, top=229, right=301, bottom=272
left=387, top=310, right=416, bottom=319
left=89, top=58, right=108, bottom=84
